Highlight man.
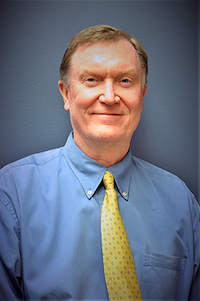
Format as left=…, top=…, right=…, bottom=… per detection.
left=0, top=25, right=199, bottom=300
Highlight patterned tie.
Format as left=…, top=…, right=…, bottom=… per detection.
left=101, top=170, right=142, bottom=300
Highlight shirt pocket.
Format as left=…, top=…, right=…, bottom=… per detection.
left=142, top=252, right=187, bottom=300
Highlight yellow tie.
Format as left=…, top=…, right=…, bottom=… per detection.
left=101, top=170, right=142, bottom=300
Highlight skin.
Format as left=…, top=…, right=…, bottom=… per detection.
left=58, top=39, right=147, bottom=167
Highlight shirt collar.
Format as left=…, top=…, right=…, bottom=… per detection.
left=63, top=132, right=132, bottom=201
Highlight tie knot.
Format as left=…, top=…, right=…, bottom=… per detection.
left=103, top=170, right=114, bottom=190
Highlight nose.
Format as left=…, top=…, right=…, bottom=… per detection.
left=99, top=80, right=119, bottom=105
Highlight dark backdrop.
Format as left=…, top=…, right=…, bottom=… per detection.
left=0, top=0, right=199, bottom=201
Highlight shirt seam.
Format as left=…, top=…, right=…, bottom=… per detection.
left=132, top=156, right=180, bottom=180
left=190, top=195, right=199, bottom=225
left=0, top=190, right=21, bottom=240
left=0, top=152, right=64, bottom=178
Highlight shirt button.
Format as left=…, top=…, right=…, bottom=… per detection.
left=88, top=190, right=93, bottom=195
left=122, top=192, right=127, bottom=197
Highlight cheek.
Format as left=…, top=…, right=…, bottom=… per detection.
left=82, top=87, right=100, bottom=101
left=125, top=95, right=143, bottom=114
left=74, top=89, right=99, bottom=111
left=68, top=91, right=96, bottom=120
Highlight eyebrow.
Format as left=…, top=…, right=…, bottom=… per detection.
left=79, top=68, right=139, bottom=80
left=79, top=70, right=102, bottom=80
left=115, top=68, right=139, bottom=79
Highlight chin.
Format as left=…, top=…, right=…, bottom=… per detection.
left=89, top=128, right=123, bottom=142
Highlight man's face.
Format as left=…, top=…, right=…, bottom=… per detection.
left=59, top=39, right=147, bottom=151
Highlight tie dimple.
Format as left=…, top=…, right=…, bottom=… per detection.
left=101, top=170, right=142, bottom=300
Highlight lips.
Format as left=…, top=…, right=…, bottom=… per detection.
left=94, top=112, right=122, bottom=116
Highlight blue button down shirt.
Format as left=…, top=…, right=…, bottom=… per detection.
left=0, top=132, right=199, bottom=300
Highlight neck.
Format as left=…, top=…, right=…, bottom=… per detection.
left=74, top=136, right=130, bottom=167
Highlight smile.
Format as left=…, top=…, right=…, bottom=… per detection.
left=94, top=113, right=122, bottom=116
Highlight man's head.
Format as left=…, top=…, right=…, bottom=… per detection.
left=58, top=25, right=148, bottom=165
left=59, top=25, right=148, bottom=89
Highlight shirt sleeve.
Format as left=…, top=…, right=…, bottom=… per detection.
left=189, top=196, right=200, bottom=300
left=0, top=189, right=23, bottom=300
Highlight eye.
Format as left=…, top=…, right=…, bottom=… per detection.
left=119, top=78, right=133, bottom=87
left=87, top=78, right=96, bottom=82
left=121, top=79, right=130, bottom=83
left=84, top=77, right=99, bottom=86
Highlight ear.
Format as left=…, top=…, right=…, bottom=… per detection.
left=142, top=84, right=147, bottom=98
left=140, top=84, right=147, bottom=112
left=58, top=80, right=70, bottom=111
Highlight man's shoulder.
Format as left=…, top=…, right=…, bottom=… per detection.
left=131, top=155, right=192, bottom=197
left=131, top=155, right=178, bottom=179
left=0, top=146, right=64, bottom=177
left=131, top=155, right=198, bottom=209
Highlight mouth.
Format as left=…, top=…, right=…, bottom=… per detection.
left=94, top=113, right=122, bottom=116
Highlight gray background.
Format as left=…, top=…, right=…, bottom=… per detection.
left=0, top=0, right=199, bottom=201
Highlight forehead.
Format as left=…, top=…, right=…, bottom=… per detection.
left=70, top=40, right=141, bottom=72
